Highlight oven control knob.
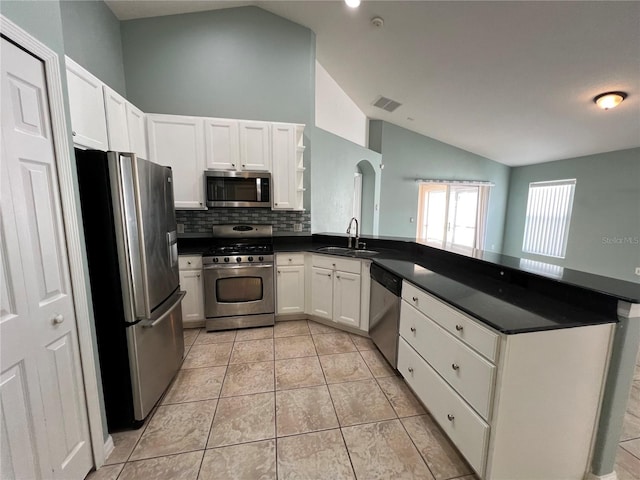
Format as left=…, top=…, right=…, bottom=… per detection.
left=258, top=256, right=264, bottom=261
left=213, top=258, right=219, bottom=263
left=248, top=256, right=254, bottom=262
left=224, top=257, right=229, bottom=263
left=236, top=257, right=242, bottom=263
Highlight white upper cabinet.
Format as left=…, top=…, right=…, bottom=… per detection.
left=204, top=118, right=240, bottom=170
left=65, top=56, right=108, bottom=150
left=271, top=123, right=296, bottom=210
left=239, top=121, right=271, bottom=171
left=126, top=103, right=148, bottom=160
left=103, top=85, right=130, bottom=152
left=147, top=114, right=206, bottom=210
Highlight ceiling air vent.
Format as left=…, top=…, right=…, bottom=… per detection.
left=373, top=95, right=402, bottom=112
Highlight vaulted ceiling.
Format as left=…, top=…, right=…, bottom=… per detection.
left=106, top=1, right=640, bottom=166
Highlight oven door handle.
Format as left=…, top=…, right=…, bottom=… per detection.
left=203, top=264, right=273, bottom=270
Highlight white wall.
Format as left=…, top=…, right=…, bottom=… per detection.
left=315, top=61, right=368, bottom=147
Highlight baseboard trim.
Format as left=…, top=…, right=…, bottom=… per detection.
left=585, top=472, right=618, bottom=480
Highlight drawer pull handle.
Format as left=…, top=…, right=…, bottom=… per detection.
left=451, top=363, right=459, bottom=371
left=197, top=274, right=200, bottom=278
left=407, top=367, right=414, bottom=374
left=447, top=414, right=455, bottom=422
left=455, top=324, right=464, bottom=331
left=187, top=261, right=191, bottom=265
left=412, top=296, right=418, bottom=302
left=327, top=274, right=332, bottom=277
left=410, top=327, right=416, bottom=333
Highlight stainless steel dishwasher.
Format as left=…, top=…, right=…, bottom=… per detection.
left=369, top=263, right=402, bottom=368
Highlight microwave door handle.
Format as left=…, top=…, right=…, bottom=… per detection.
left=256, top=178, right=261, bottom=201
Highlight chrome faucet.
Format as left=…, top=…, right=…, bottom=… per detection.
left=347, top=217, right=359, bottom=249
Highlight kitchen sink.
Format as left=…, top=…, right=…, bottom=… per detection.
left=315, top=246, right=353, bottom=254
left=352, top=249, right=379, bottom=257
left=315, top=246, right=379, bottom=257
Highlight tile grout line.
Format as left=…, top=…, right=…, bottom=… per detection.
left=314, top=333, right=359, bottom=479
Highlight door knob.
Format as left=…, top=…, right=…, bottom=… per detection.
left=52, top=314, right=64, bottom=325
left=410, top=327, right=416, bottom=333
left=407, top=367, right=414, bottom=373
left=451, top=363, right=460, bottom=371
left=72, top=131, right=76, bottom=136
left=412, top=296, right=418, bottom=302
left=455, top=324, right=464, bottom=331
left=447, top=414, right=455, bottom=422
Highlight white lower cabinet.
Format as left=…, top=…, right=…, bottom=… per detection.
left=397, top=280, right=613, bottom=480
left=310, top=266, right=333, bottom=320
left=399, top=337, right=489, bottom=474
left=333, top=271, right=361, bottom=327
left=276, top=253, right=305, bottom=314
left=309, top=254, right=364, bottom=330
left=178, top=256, right=204, bottom=327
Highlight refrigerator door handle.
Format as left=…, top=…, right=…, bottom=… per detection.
left=118, top=154, right=149, bottom=320
left=142, top=291, right=186, bottom=328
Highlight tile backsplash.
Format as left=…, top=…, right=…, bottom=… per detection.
left=176, top=208, right=311, bottom=233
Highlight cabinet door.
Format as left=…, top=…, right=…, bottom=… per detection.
left=310, top=266, right=333, bottom=320
left=126, top=103, right=148, bottom=160
left=277, top=265, right=305, bottom=314
left=239, top=121, right=271, bottom=171
left=103, top=85, right=130, bottom=152
left=271, top=123, right=296, bottom=210
left=65, top=57, right=108, bottom=150
left=147, top=114, right=206, bottom=209
left=204, top=118, right=239, bottom=170
left=333, top=271, right=361, bottom=328
left=179, top=270, right=204, bottom=324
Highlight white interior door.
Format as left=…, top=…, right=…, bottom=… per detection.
left=0, top=38, right=92, bottom=480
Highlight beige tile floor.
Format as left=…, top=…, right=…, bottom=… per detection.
left=87, top=321, right=640, bottom=480
left=616, top=346, right=640, bottom=479
left=87, top=319, right=479, bottom=480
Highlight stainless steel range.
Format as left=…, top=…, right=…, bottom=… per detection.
left=203, top=225, right=275, bottom=331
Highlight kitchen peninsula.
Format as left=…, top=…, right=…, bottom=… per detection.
left=179, top=230, right=639, bottom=480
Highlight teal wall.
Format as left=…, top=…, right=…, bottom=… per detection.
left=120, top=6, right=315, bottom=125
left=311, top=127, right=382, bottom=234
left=370, top=120, right=511, bottom=251
left=60, top=0, right=126, bottom=95
left=1, top=0, right=109, bottom=440
left=502, top=148, right=640, bottom=282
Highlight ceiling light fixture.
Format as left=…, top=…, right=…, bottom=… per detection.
left=593, top=91, right=627, bottom=110
left=345, top=0, right=361, bottom=8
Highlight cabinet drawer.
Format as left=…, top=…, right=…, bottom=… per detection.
left=179, top=255, right=202, bottom=270
left=402, top=281, right=499, bottom=362
left=400, top=301, right=495, bottom=419
left=398, top=337, right=489, bottom=477
left=312, top=254, right=361, bottom=274
left=276, top=252, right=305, bottom=266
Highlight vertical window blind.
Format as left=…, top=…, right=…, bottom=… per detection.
left=522, top=179, right=576, bottom=258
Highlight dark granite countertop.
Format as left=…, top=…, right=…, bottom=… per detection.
left=372, top=258, right=614, bottom=334
left=178, top=233, right=633, bottom=335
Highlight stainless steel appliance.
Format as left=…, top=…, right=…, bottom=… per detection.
left=203, top=225, right=275, bottom=330
left=369, top=263, right=402, bottom=368
left=75, top=149, right=185, bottom=430
left=205, top=170, right=271, bottom=208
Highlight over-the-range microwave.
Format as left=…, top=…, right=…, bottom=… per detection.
left=204, top=170, right=271, bottom=208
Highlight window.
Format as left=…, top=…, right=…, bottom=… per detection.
left=522, top=179, right=576, bottom=258
left=417, top=182, right=491, bottom=252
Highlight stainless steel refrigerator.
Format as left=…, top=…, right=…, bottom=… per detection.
left=75, top=149, right=185, bottom=431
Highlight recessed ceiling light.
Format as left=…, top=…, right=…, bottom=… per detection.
left=593, top=91, right=627, bottom=110
left=345, top=0, right=361, bottom=8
